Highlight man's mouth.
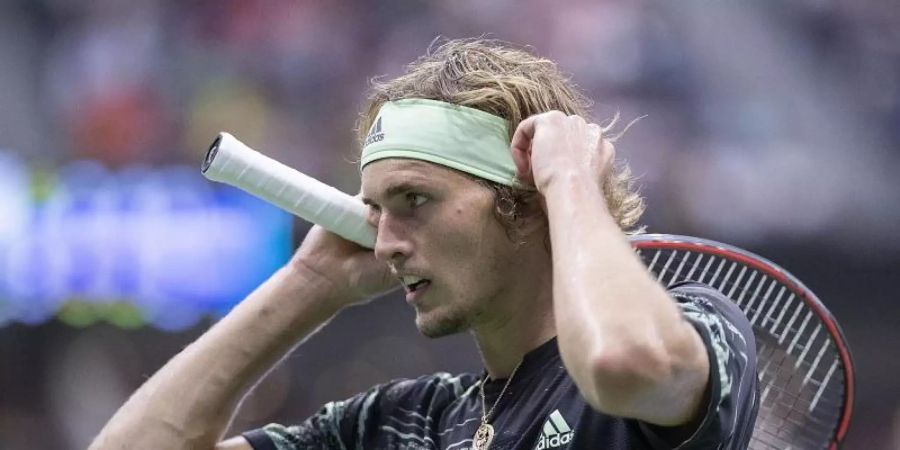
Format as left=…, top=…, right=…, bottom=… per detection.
left=400, top=275, right=431, bottom=293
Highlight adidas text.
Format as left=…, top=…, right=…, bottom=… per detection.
left=536, top=432, right=573, bottom=449
left=364, top=132, right=384, bottom=146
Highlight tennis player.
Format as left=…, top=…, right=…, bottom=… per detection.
left=91, top=39, right=758, bottom=450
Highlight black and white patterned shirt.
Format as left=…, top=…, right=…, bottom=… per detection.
left=243, top=282, right=759, bottom=449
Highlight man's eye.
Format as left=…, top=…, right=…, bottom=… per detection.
left=407, top=193, right=428, bottom=208
left=366, top=204, right=381, bottom=225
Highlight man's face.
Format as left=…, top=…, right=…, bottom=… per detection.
left=361, top=159, right=520, bottom=337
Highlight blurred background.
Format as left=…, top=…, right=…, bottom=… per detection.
left=0, top=0, right=898, bottom=448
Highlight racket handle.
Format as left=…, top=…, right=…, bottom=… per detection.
left=201, top=132, right=377, bottom=248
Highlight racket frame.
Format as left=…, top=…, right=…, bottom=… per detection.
left=631, top=234, right=855, bottom=449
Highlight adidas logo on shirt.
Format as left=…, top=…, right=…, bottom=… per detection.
left=364, top=116, right=384, bottom=147
left=535, top=409, right=574, bottom=449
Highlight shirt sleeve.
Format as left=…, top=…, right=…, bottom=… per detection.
left=240, top=375, right=454, bottom=450
left=241, top=382, right=387, bottom=450
left=640, top=282, right=760, bottom=449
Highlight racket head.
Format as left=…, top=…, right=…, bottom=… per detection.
left=630, top=234, right=854, bottom=449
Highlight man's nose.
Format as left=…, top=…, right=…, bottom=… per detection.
left=373, top=214, right=413, bottom=265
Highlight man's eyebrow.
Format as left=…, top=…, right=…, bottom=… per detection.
left=361, top=181, right=426, bottom=206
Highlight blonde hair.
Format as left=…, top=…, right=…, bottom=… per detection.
left=356, top=38, right=645, bottom=237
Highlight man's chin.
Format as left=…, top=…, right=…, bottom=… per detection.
left=415, top=310, right=469, bottom=338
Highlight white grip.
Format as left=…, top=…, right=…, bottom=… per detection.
left=201, top=132, right=376, bottom=248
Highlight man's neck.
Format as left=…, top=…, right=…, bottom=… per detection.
left=471, top=267, right=556, bottom=379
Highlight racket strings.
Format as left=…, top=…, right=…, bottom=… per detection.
left=755, top=348, right=842, bottom=411
left=638, top=247, right=845, bottom=450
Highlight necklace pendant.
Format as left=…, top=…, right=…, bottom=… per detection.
left=473, top=422, right=495, bottom=450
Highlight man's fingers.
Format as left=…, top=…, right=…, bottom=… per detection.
left=510, top=114, right=538, bottom=152
left=511, top=111, right=602, bottom=188
left=510, top=139, right=533, bottom=185
left=510, top=115, right=539, bottom=185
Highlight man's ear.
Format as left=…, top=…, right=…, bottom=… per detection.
left=516, top=195, right=549, bottom=237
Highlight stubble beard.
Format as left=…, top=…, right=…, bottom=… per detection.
left=415, top=289, right=488, bottom=338
left=416, top=304, right=471, bottom=338
left=415, top=251, right=509, bottom=339
left=416, top=271, right=509, bottom=338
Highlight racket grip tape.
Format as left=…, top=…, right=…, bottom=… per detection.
left=201, top=132, right=377, bottom=248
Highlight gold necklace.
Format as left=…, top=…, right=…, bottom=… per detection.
left=472, top=361, right=523, bottom=450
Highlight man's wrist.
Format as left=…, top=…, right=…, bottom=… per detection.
left=542, top=171, right=609, bottom=213
left=281, top=260, right=347, bottom=317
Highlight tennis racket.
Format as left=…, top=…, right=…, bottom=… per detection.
left=631, top=235, right=854, bottom=450
left=201, top=132, right=854, bottom=449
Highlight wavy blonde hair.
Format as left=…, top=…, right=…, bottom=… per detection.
left=356, top=38, right=645, bottom=239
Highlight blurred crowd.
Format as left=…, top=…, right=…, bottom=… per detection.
left=2, top=0, right=899, bottom=249
left=1, top=0, right=898, bottom=449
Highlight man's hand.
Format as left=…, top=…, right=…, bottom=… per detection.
left=510, top=111, right=615, bottom=195
left=290, top=224, right=396, bottom=309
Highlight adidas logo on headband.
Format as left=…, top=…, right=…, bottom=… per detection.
left=359, top=99, right=524, bottom=188
left=364, top=116, right=384, bottom=147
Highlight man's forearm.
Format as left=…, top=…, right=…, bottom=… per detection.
left=544, top=173, right=707, bottom=424
left=89, top=264, right=341, bottom=450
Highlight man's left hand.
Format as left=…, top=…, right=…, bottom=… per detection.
left=510, top=111, right=614, bottom=194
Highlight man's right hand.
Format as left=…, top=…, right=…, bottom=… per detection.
left=289, top=224, right=396, bottom=309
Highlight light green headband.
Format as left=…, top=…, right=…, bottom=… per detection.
left=360, top=98, right=521, bottom=187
